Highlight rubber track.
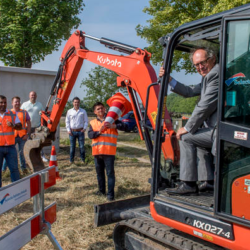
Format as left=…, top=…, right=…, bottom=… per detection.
left=114, top=217, right=226, bottom=250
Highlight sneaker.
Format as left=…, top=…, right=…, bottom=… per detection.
left=42, top=156, right=49, bottom=162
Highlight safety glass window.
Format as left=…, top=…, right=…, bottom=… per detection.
left=223, top=20, right=250, bottom=127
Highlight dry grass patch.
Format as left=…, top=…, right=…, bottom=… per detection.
left=0, top=142, right=151, bottom=249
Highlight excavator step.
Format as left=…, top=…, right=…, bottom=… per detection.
left=159, top=190, right=214, bottom=209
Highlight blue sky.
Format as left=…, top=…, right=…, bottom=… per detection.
left=1, top=0, right=200, bottom=100
left=34, top=0, right=156, bottom=99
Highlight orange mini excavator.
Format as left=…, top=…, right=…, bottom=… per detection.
left=25, top=4, right=250, bottom=250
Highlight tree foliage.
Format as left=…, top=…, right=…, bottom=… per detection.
left=63, top=100, right=92, bottom=116
left=81, top=66, right=127, bottom=110
left=136, top=0, right=250, bottom=70
left=167, top=93, right=199, bottom=114
left=0, top=0, right=84, bottom=68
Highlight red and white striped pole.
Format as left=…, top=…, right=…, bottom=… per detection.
left=104, top=93, right=132, bottom=127
left=49, top=146, right=62, bottom=181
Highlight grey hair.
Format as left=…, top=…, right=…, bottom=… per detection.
left=189, top=47, right=218, bottom=63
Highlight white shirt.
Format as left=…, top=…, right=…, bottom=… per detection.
left=21, top=100, right=44, bottom=128
left=66, top=108, right=88, bottom=132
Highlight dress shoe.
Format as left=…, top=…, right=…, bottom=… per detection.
left=107, top=196, right=114, bottom=201
left=95, top=191, right=106, bottom=196
left=166, top=181, right=198, bottom=195
left=198, top=181, right=214, bottom=192
left=22, top=169, right=29, bottom=175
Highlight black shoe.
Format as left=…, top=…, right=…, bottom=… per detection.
left=95, top=191, right=106, bottom=196
left=166, top=181, right=198, bottom=195
left=198, top=181, right=214, bottom=192
left=107, top=196, right=114, bottom=201
left=22, top=169, right=29, bottom=175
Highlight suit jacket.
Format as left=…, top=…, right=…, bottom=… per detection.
left=172, top=64, right=219, bottom=134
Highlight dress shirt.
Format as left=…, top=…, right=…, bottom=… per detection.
left=66, top=108, right=88, bottom=132
left=169, top=78, right=177, bottom=89
left=21, top=101, right=44, bottom=128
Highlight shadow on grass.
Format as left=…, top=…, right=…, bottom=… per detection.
left=88, top=241, right=114, bottom=250
left=61, top=166, right=93, bottom=174
left=116, top=186, right=149, bottom=199
left=46, top=186, right=69, bottom=193
left=114, top=161, right=151, bottom=168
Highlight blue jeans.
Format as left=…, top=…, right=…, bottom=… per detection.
left=2, top=136, right=27, bottom=171
left=94, top=155, right=115, bottom=199
left=0, top=145, right=20, bottom=187
left=69, top=131, right=85, bottom=162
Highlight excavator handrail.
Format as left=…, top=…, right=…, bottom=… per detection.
left=143, top=81, right=159, bottom=130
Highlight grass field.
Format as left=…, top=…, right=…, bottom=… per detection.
left=0, top=132, right=151, bottom=249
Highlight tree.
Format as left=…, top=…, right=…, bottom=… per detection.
left=81, top=66, right=127, bottom=110
left=63, top=99, right=92, bottom=116
left=0, top=0, right=84, bottom=68
left=136, top=0, right=250, bottom=72
left=166, top=93, right=199, bottom=114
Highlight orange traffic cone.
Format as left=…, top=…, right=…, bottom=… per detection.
left=105, top=93, right=132, bottom=126
left=49, top=146, right=62, bottom=181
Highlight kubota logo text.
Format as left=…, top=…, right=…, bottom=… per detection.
left=97, top=55, right=122, bottom=67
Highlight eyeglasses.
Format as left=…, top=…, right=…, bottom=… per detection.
left=193, top=57, right=211, bottom=68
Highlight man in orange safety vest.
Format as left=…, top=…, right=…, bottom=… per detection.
left=88, top=102, right=127, bottom=201
left=2, top=96, right=31, bottom=175
left=0, top=95, right=22, bottom=188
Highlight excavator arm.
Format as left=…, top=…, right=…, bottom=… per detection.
left=24, top=30, right=179, bottom=174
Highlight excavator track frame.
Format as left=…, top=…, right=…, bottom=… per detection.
left=113, top=217, right=226, bottom=250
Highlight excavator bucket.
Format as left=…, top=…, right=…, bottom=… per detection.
left=24, top=127, right=54, bottom=172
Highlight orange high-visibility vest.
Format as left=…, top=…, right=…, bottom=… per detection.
left=0, top=110, right=16, bottom=146
left=12, top=109, right=27, bottom=138
left=90, top=119, right=118, bottom=156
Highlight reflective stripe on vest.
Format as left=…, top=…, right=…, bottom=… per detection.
left=90, top=119, right=118, bottom=156
left=92, top=142, right=117, bottom=147
left=12, top=109, right=27, bottom=137
left=0, top=132, right=14, bottom=136
left=0, top=111, right=16, bottom=146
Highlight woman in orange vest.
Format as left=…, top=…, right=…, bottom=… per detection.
left=88, top=102, right=127, bottom=201
left=0, top=95, right=22, bottom=188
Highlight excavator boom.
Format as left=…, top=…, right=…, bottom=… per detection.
left=24, top=30, right=179, bottom=176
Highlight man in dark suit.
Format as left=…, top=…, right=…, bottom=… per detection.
left=159, top=47, right=219, bottom=195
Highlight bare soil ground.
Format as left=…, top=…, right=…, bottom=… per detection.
left=0, top=127, right=151, bottom=249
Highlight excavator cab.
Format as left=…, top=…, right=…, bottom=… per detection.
left=151, top=4, right=250, bottom=249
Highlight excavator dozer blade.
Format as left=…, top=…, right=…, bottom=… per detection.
left=24, top=127, right=54, bottom=172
